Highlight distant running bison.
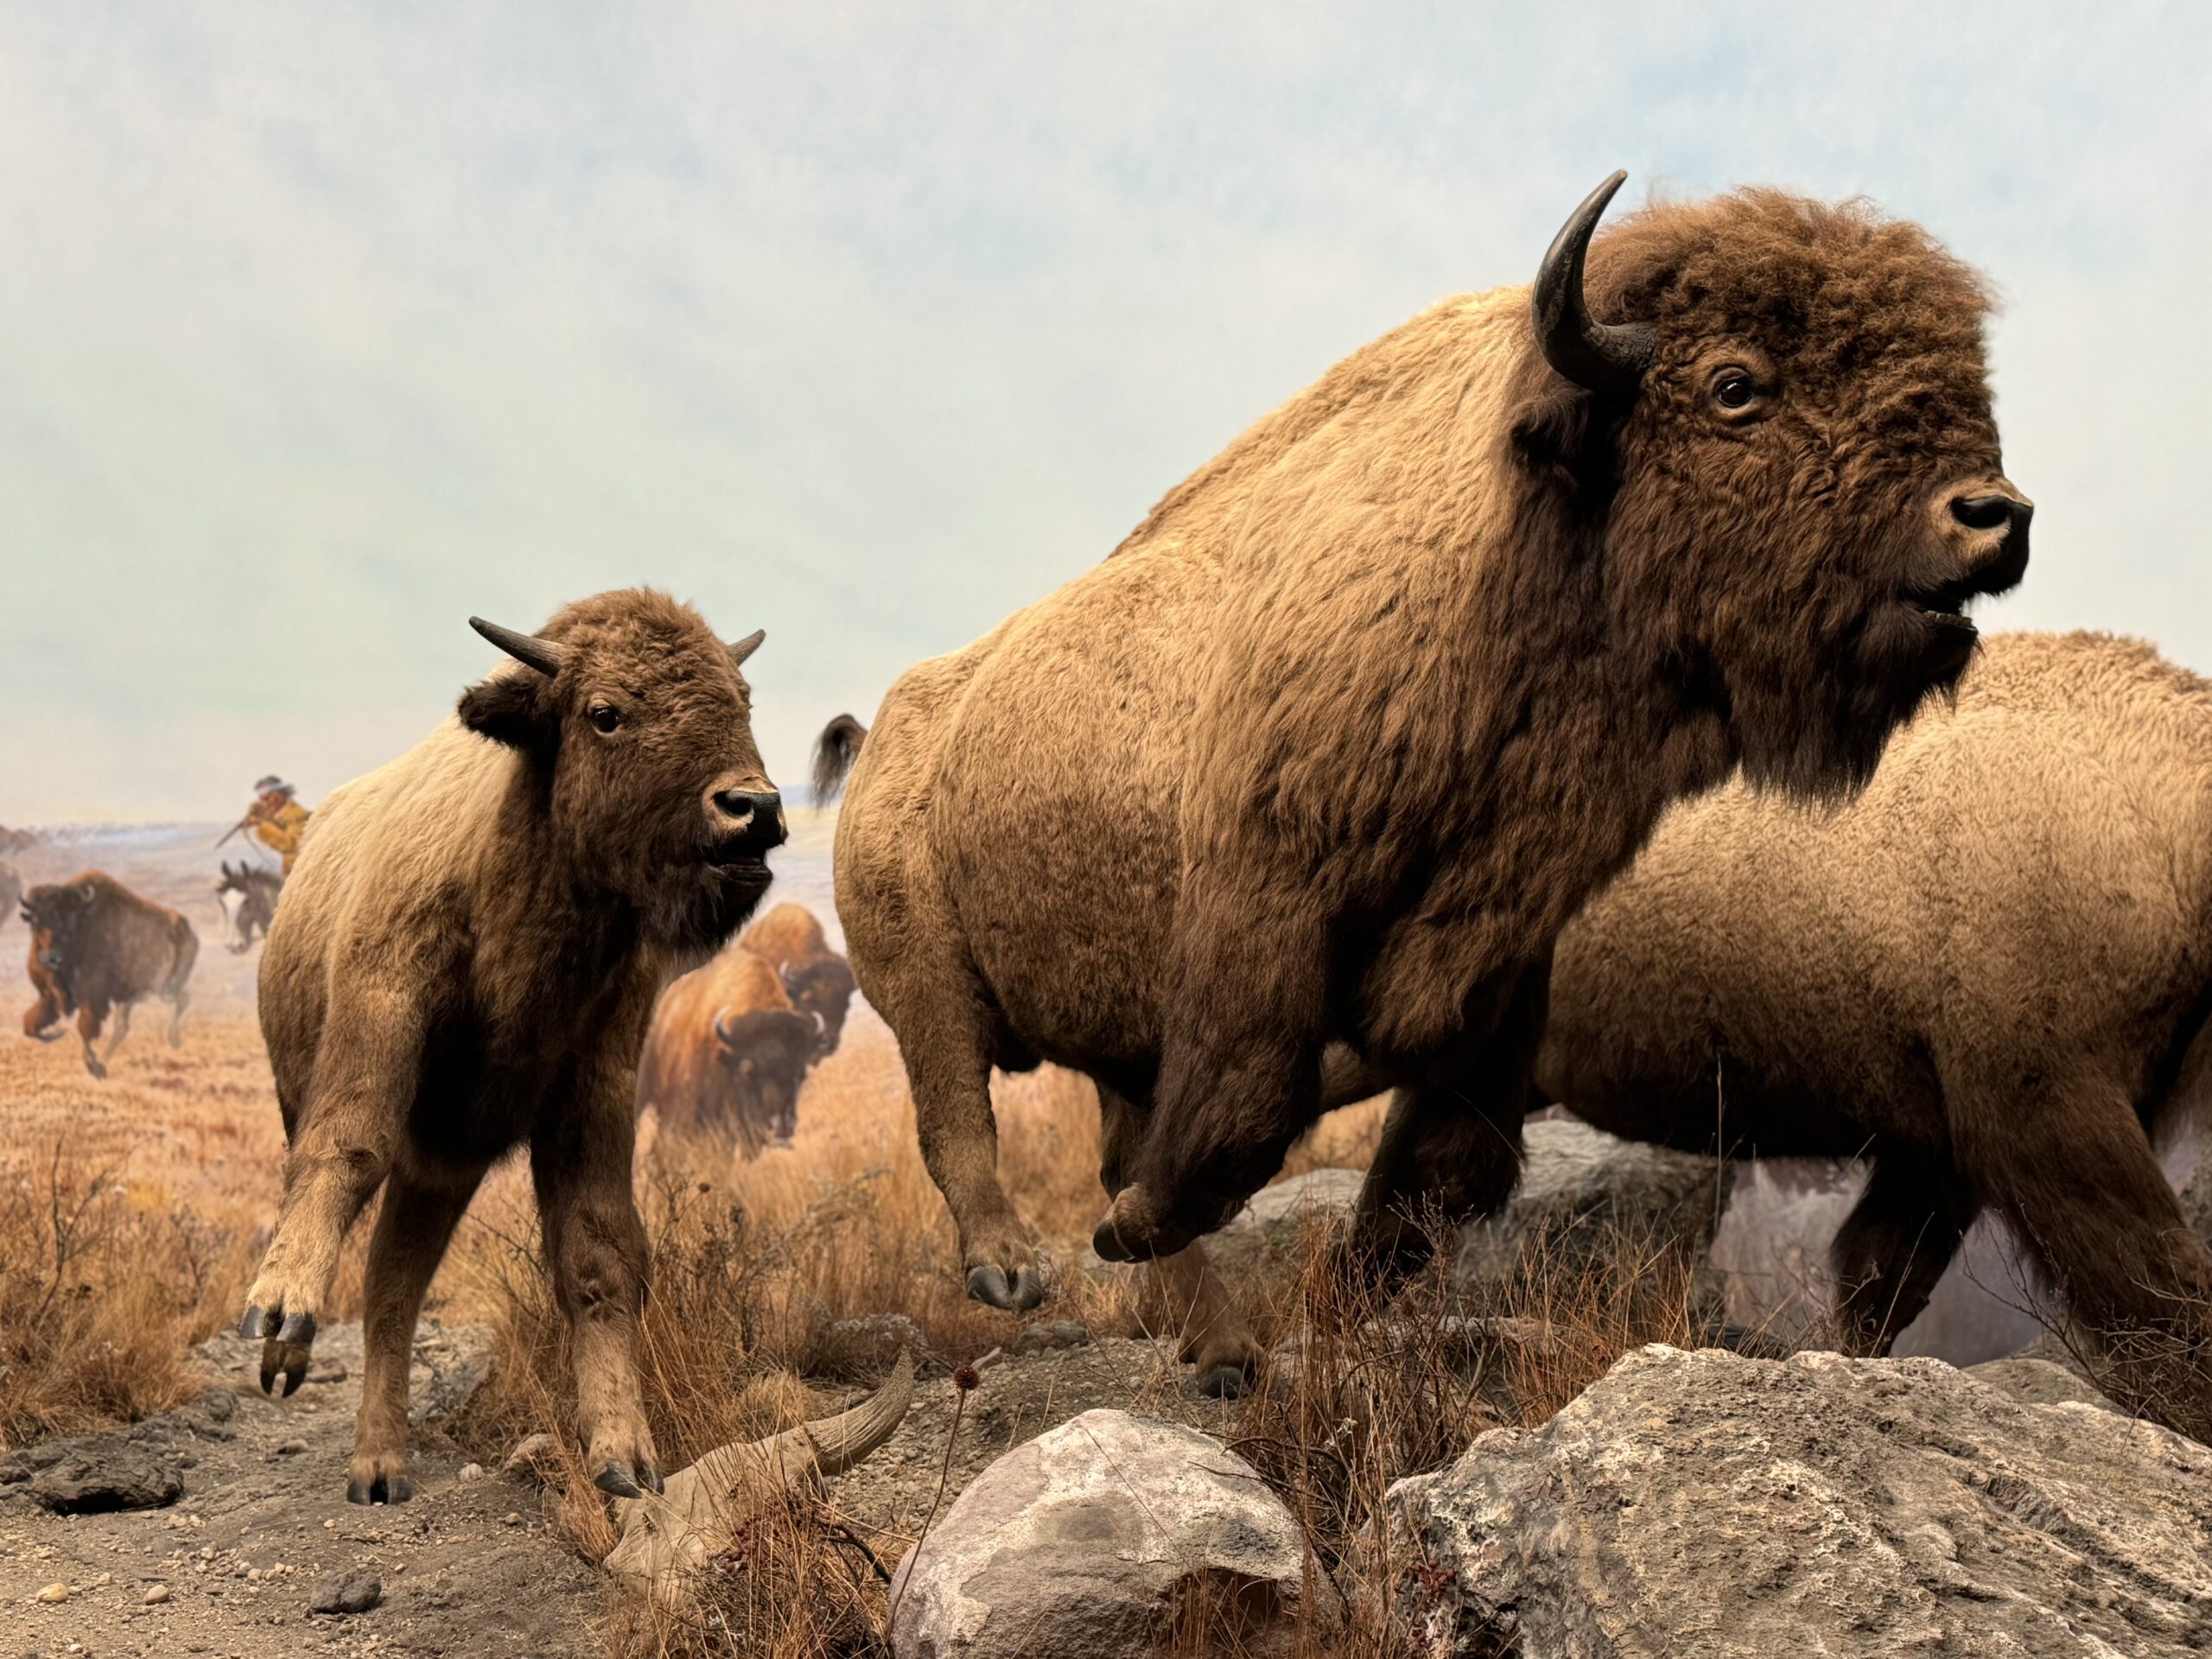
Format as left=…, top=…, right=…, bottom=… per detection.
left=20, top=870, right=198, bottom=1078
left=637, top=905, right=856, bottom=1154
left=1537, top=632, right=2212, bottom=1440
left=245, top=590, right=784, bottom=1505
left=817, top=173, right=2029, bottom=1391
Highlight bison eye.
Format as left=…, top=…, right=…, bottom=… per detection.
left=589, top=704, right=622, bottom=734
left=1714, top=374, right=1755, bottom=410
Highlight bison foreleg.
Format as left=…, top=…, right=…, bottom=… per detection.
left=242, top=982, right=422, bottom=1385
left=1827, top=1150, right=1979, bottom=1356
left=349, top=1163, right=486, bottom=1504
left=1100, top=1081, right=1262, bottom=1395
left=1961, top=1071, right=2212, bottom=1442
left=74, top=1002, right=110, bottom=1079
left=101, top=1000, right=133, bottom=1064
left=533, top=1071, right=661, bottom=1500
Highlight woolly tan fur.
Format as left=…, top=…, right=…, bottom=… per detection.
left=1539, top=631, right=2212, bottom=1439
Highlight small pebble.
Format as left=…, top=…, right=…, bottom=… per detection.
left=456, top=1462, right=484, bottom=1483
left=272, top=1440, right=309, bottom=1458
left=501, top=1511, right=523, bottom=1527
left=37, top=1580, right=70, bottom=1602
left=145, top=1582, right=172, bottom=1604
left=322, top=1518, right=336, bottom=1529
left=307, top=1569, right=383, bottom=1616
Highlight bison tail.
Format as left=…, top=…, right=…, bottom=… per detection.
left=811, top=714, right=868, bottom=804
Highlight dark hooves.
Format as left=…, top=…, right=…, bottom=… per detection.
left=1196, top=1364, right=1249, bottom=1400
left=240, top=1305, right=270, bottom=1341
left=965, top=1264, right=1046, bottom=1313
left=346, top=1474, right=411, bottom=1505
left=594, top=1460, right=659, bottom=1499
left=276, top=1310, right=316, bottom=1346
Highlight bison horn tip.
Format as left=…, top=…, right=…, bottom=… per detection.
left=1533, top=169, right=1656, bottom=399
left=468, top=615, right=569, bottom=677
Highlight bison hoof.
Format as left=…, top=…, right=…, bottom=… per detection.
left=965, top=1264, right=1046, bottom=1313
left=346, top=1474, right=411, bottom=1506
left=239, top=1305, right=270, bottom=1341
left=276, top=1310, right=317, bottom=1347
left=593, top=1459, right=660, bottom=1499
left=1195, top=1363, right=1249, bottom=1400
left=1091, top=1185, right=1195, bottom=1264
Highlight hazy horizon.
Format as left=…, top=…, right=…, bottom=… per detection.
left=4, top=3, right=2208, bottom=822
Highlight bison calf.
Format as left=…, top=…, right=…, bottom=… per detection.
left=20, top=871, right=198, bottom=1078
left=1539, top=632, right=2212, bottom=1440
left=244, top=588, right=785, bottom=1504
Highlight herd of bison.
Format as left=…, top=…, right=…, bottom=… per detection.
left=12, top=174, right=2212, bottom=1513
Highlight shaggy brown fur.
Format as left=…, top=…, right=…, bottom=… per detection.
left=738, top=901, right=858, bottom=1058
left=817, top=181, right=2029, bottom=1383
left=245, top=588, right=783, bottom=1505
left=637, top=944, right=817, bottom=1154
left=1538, top=631, right=2212, bottom=1440
left=19, top=870, right=198, bottom=1079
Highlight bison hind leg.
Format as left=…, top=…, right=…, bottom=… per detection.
left=1827, top=1148, right=1979, bottom=1356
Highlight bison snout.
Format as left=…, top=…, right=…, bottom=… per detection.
left=708, top=785, right=787, bottom=852
left=1942, top=483, right=2032, bottom=596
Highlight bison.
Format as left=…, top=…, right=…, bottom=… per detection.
left=816, top=174, right=2029, bottom=1391
left=214, top=860, right=283, bottom=953
left=1536, top=631, right=2212, bottom=1440
left=638, top=945, right=817, bottom=1153
left=243, top=589, right=785, bottom=1504
left=20, top=871, right=199, bottom=1078
left=737, top=901, right=858, bottom=1059
left=638, top=905, right=856, bottom=1154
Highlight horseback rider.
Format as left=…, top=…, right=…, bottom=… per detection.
left=219, top=776, right=314, bottom=874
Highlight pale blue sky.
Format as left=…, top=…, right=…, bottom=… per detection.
left=3, top=3, right=2207, bottom=819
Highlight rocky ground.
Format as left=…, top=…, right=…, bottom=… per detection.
left=1, top=1324, right=600, bottom=1659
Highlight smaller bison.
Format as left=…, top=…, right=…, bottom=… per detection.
left=737, top=902, right=858, bottom=1059
left=20, top=871, right=199, bottom=1078
left=637, top=904, right=856, bottom=1153
left=245, top=589, right=784, bottom=1504
left=1537, top=632, right=2212, bottom=1440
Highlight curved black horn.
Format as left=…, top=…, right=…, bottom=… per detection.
left=468, top=616, right=568, bottom=677
left=1532, top=170, right=1655, bottom=398
left=729, top=628, right=766, bottom=667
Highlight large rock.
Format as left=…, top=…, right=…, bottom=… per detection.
left=888, top=1408, right=1333, bottom=1658
left=25, top=1444, right=183, bottom=1514
left=1206, top=1166, right=1367, bottom=1281
left=1372, top=1344, right=2212, bottom=1657
left=1453, top=1120, right=1732, bottom=1296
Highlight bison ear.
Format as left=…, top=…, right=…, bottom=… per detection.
left=458, top=673, right=556, bottom=753
left=1509, top=371, right=1600, bottom=481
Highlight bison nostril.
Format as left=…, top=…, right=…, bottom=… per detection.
left=1950, top=493, right=2025, bottom=534
left=713, top=789, right=786, bottom=847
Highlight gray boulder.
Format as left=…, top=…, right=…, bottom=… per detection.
left=889, top=1408, right=1333, bottom=1658
left=1453, top=1120, right=1732, bottom=1295
left=1205, top=1166, right=1366, bottom=1281
left=1371, top=1344, right=2212, bottom=1657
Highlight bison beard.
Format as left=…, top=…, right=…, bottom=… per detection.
left=819, top=174, right=2028, bottom=1385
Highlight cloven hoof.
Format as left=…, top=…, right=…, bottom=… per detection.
left=964, top=1264, right=1046, bottom=1312
left=346, top=1473, right=411, bottom=1506
left=594, top=1459, right=664, bottom=1499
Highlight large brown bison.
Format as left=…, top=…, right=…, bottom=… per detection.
left=816, top=174, right=2029, bottom=1390
left=637, top=945, right=817, bottom=1153
left=20, top=871, right=199, bottom=1078
left=1537, top=631, right=2212, bottom=1440
left=738, top=901, right=858, bottom=1059
left=244, top=589, right=785, bottom=1504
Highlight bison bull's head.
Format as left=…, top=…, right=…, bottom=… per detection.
left=1522, top=173, right=2030, bottom=798
left=783, top=954, right=857, bottom=1061
left=710, top=1002, right=817, bottom=1154
left=22, top=880, right=99, bottom=978
left=458, top=589, right=786, bottom=955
